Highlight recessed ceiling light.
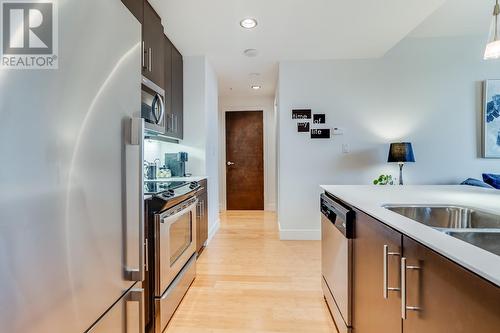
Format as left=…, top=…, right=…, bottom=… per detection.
left=251, top=85, right=262, bottom=90
left=243, top=49, right=259, bottom=57
left=240, top=18, right=258, bottom=29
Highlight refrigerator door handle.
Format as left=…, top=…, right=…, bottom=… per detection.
left=127, top=118, right=145, bottom=282
left=127, top=289, right=145, bottom=333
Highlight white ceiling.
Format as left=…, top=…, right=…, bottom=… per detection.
left=410, top=0, right=493, bottom=38
left=149, top=0, right=492, bottom=98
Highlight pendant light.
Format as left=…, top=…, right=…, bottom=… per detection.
left=484, top=0, right=500, bottom=60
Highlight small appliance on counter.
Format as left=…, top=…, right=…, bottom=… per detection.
left=165, top=152, right=189, bottom=177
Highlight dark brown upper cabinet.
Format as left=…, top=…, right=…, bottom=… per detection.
left=142, top=1, right=164, bottom=88
left=164, top=35, right=173, bottom=135
left=170, top=46, right=183, bottom=139
left=121, top=0, right=143, bottom=22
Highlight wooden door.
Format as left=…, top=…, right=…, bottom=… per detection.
left=171, top=46, right=183, bottom=139
left=402, top=236, right=500, bottom=332
left=225, top=111, right=264, bottom=210
left=353, top=210, right=402, bottom=333
left=142, top=1, right=164, bottom=87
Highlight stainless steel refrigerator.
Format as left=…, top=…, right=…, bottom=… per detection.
left=0, top=1, right=145, bottom=332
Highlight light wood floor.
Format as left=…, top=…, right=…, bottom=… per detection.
left=165, top=211, right=337, bottom=333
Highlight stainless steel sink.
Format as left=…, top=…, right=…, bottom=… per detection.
left=383, top=205, right=500, bottom=230
left=383, top=205, right=500, bottom=256
left=445, top=231, right=500, bottom=256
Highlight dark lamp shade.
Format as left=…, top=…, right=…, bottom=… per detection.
left=387, top=142, right=415, bottom=163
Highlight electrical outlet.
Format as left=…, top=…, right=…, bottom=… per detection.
left=342, top=144, right=350, bottom=154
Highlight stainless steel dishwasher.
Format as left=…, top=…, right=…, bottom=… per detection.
left=321, top=193, right=355, bottom=333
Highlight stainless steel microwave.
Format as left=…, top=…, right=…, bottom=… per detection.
left=141, top=76, right=165, bottom=134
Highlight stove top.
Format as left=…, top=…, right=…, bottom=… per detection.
left=144, top=181, right=186, bottom=195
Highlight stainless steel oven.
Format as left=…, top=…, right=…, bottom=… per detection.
left=321, top=193, right=355, bottom=333
left=153, top=196, right=197, bottom=333
left=141, top=76, right=165, bottom=134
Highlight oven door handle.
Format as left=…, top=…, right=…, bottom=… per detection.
left=160, top=200, right=198, bottom=225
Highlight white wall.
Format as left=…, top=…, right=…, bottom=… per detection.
left=277, top=35, right=500, bottom=240
left=218, top=95, right=277, bottom=211
left=145, top=56, right=220, bottom=240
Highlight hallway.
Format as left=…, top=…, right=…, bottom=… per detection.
left=165, top=211, right=336, bottom=332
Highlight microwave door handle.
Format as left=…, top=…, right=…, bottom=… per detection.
left=151, top=94, right=160, bottom=124
left=157, top=95, right=165, bottom=125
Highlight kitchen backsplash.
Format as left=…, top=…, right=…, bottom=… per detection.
left=144, top=139, right=203, bottom=175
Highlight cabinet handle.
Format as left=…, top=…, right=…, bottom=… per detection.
left=401, top=257, right=421, bottom=319
left=148, top=48, right=152, bottom=72
left=201, top=200, right=205, bottom=217
left=126, top=289, right=145, bottom=333
left=383, top=245, right=401, bottom=299
left=142, top=41, right=146, bottom=70
left=144, top=238, right=149, bottom=272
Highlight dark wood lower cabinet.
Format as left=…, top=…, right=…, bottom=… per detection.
left=196, top=179, right=208, bottom=255
left=402, top=235, right=500, bottom=333
left=344, top=201, right=500, bottom=333
left=353, top=210, right=402, bottom=333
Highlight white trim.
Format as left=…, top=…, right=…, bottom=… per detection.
left=207, top=218, right=220, bottom=244
left=219, top=103, right=276, bottom=210
left=278, top=221, right=321, bottom=240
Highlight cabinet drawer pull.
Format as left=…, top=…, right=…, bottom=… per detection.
left=383, top=244, right=401, bottom=299
left=148, top=48, right=152, bottom=72
left=401, top=257, right=421, bottom=319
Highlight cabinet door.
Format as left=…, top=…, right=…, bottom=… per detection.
left=402, top=236, right=500, bottom=333
left=171, top=46, right=183, bottom=139
left=88, top=288, right=144, bottom=333
left=201, top=190, right=209, bottom=245
left=121, top=0, right=143, bottom=22
left=196, top=199, right=203, bottom=254
left=164, top=35, right=173, bottom=135
left=353, top=210, right=402, bottom=333
left=142, top=1, right=164, bottom=87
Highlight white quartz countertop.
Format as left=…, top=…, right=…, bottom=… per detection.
left=321, top=185, right=500, bottom=287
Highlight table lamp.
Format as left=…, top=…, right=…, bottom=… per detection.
left=388, top=142, right=415, bottom=185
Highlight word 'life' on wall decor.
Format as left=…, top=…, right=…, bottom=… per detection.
left=292, top=109, right=312, bottom=119
left=313, top=114, right=326, bottom=124
left=311, top=128, right=331, bottom=139
left=297, top=122, right=310, bottom=132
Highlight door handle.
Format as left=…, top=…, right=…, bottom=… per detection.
left=227, top=161, right=235, bottom=166
left=126, top=118, right=145, bottom=282
left=148, top=47, right=152, bottom=72
left=126, top=289, right=145, bottom=333
left=401, top=257, right=421, bottom=319
left=383, top=245, right=401, bottom=299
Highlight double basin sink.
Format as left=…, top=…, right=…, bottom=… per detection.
left=384, top=205, right=500, bottom=256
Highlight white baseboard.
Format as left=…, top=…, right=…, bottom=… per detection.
left=207, top=218, right=220, bottom=244
left=265, top=202, right=276, bottom=211
left=278, top=221, right=320, bottom=240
